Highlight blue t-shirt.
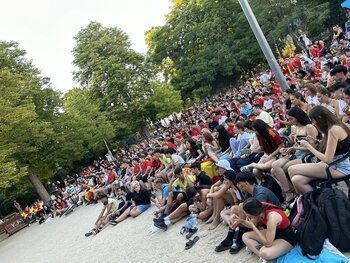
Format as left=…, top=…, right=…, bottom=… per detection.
left=162, top=184, right=169, bottom=198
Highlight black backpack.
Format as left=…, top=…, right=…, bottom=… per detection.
left=297, top=188, right=350, bottom=258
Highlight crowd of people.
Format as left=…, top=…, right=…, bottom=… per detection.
left=11, top=16, right=350, bottom=263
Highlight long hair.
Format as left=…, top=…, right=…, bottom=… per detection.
left=252, top=119, right=279, bottom=154
left=287, top=107, right=312, bottom=126
left=186, top=137, right=197, bottom=150
left=214, top=125, right=231, bottom=150
left=243, top=197, right=282, bottom=216
left=291, top=92, right=307, bottom=103
left=203, top=131, right=215, bottom=144
left=309, top=105, right=350, bottom=152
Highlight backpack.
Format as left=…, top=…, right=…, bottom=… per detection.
left=318, top=188, right=350, bottom=253
left=297, top=188, right=350, bottom=258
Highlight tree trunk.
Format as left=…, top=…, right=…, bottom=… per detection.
left=28, top=173, right=51, bottom=203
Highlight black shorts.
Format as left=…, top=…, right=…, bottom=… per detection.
left=275, top=225, right=297, bottom=246
left=172, top=191, right=188, bottom=202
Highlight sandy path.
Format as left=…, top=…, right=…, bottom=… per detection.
left=0, top=204, right=257, bottom=263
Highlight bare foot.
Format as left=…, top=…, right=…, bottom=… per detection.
left=206, top=217, right=214, bottom=224
left=208, top=221, right=220, bottom=230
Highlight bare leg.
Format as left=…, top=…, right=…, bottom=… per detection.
left=289, top=162, right=345, bottom=194
left=209, top=193, right=233, bottom=230
left=251, top=158, right=276, bottom=179
left=271, top=158, right=299, bottom=201
left=129, top=207, right=142, bottom=217
left=220, top=209, right=231, bottom=225
left=116, top=207, right=131, bottom=223
left=169, top=203, right=188, bottom=221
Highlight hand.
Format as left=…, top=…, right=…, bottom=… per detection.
left=229, top=214, right=240, bottom=227
left=305, top=136, right=317, bottom=144
left=242, top=217, right=255, bottom=229
left=207, top=193, right=213, bottom=198
left=299, top=140, right=311, bottom=148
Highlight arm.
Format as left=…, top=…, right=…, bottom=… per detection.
left=254, top=213, right=280, bottom=247
left=167, top=177, right=176, bottom=192
left=209, top=180, right=222, bottom=193
left=301, top=126, right=340, bottom=164
left=184, top=175, right=194, bottom=188
left=208, top=184, right=230, bottom=198
left=95, top=206, right=106, bottom=225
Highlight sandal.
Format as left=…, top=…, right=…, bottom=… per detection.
left=282, top=191, right=296, bottom=210
left=185, top=227, right=198, bottom=239
left=185, top=236, right=200, bottom=250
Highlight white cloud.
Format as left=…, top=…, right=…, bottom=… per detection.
left=0, top=0, right=170, bottom=92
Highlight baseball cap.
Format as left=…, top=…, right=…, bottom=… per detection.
left=216, top=160, right=233, bottom=171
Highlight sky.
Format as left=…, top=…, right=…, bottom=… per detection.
left=0, top=0, right=171, bottom=93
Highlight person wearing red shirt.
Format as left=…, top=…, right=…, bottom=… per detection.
left=106, top=168, right=116, bottom=184
left=243, top=120, right=283, bottom=179
left=191, top=125, right=201, bottom=137
left=132, top=158, right=142, bottom=179
left=225, top=118, right=235, bottom=137
left=239, top=198, right=296, bottom=262
left=253, top=92, right=264, bottom=108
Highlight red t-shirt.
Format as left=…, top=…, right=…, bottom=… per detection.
left=191, top=126, right=201, bottom=137
left=255, top=98, right=264, bottom=108
left=142, top=160, right=153, bottom=174
left=311, top=48, right=320, bottom=58
left=133, top=165, right=141, bottom=176
left=107, top=171, right=116, bottom=184
left=167, top=141, right=177, bottom=150
left=261, top=202, right=290, bottom=229
left=269, top=128, right=283, bottom=148
left=152, top=158, right=161, bottom=170
left=227, top=124, right=235, bottom=137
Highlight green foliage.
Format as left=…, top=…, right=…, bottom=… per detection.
left=146, top=0, right=265, bottom=99
left=146, top=81, right=183, bottom=121
left=0, top=41, right=115, bottom=197
left=72, top=22, right=156, bottom=139
left=146, top=0, right=346, bottom=100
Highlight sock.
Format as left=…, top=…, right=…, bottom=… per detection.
left=164, top=216, right=171, bottom=226
left=235, top=227, right=247, bottom=245
left=221, top=227, right=235, bottom=246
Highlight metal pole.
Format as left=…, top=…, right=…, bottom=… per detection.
left=238, top=0, right=289, bottom=92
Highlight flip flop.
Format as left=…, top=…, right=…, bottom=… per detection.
left=85, top=231, right=93, bottom=237
left=185, top=236, right=199, bottom=250
left=185, top=227, right=198, bottom=239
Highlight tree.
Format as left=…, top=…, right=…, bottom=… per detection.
left=146, top=0, right=265, bottom=99
left=146, top=81, right=183, bottom=121
left=63, top=87, right=115, bottom=157
left=72, top=22, right=156, bottom=139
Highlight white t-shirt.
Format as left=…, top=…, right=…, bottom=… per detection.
left=171, top=155, right=185, bottom=165
left=339, top=99, right=347, bottom=116
left=306, top=96, right=320, bottom=106
left=263, top=99, right=273, bottom=110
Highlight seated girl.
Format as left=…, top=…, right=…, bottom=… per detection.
left=289, top=106, right=350, bottom=194
left=271, top=107, right=318, bottom=207
left=243, top=120, right=284, bottom=179
left=239, top=198, right=296, bottom=262
left=213, top=125, right=232, bottom=160
left=111, top=181, right=151, bottom=224
left=201, top=129, right=220, bottom=163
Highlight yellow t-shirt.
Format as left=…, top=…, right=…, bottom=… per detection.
left=172, top=175, right=195, bottom=192
left=257, top=111, right=274, bottom=127
left=160, top=154, right=171, bottom=167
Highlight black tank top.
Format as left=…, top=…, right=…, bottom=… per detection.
left=335, top=136, right=350, bottom=155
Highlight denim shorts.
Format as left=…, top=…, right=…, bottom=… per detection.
left=136, top=204, right=151, bottom=213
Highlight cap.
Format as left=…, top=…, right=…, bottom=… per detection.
left=216, top=160, right=233, bottom=171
